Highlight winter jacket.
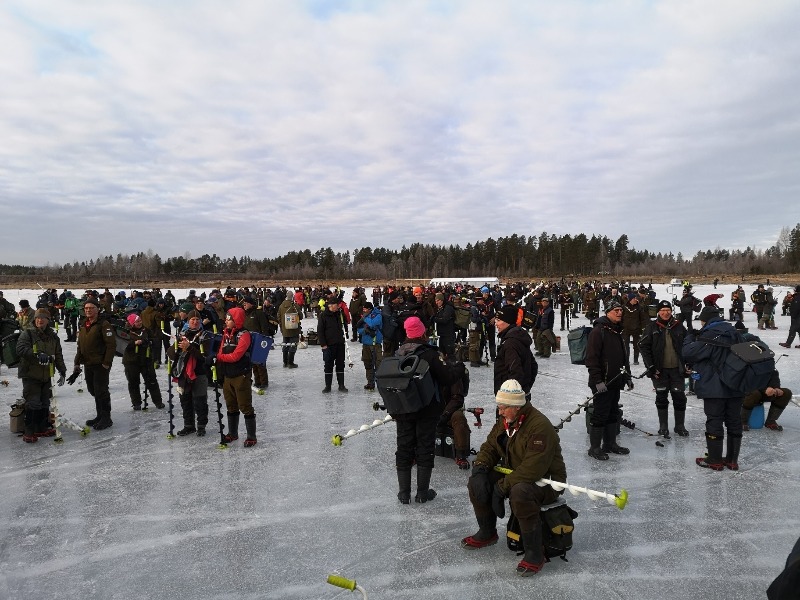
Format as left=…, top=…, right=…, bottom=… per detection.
left=16, top=325, right=66, bottom=381
left=621, top=301, right=650, bottom=334
left=682, top=316, right=743, bottom=399
left=494, top=326, right=537, bottom=395
left=585, top=316, right=630, bottom=389
left=317, top=308, right=346, bottom=347
left=433, top=303, right=456, bottom=343
left=639, top=317, right=687, bottom=371
left=122, top=326, right=157, bottom=366
left=474, top=402, right=567, bottom=495
left=357, top=307, right=383, bottom=346
left=75, top=317, right=116, bottom=368
left=535, top=306, right=554, bottom=331
left=216, top=307, right=251, bottom=378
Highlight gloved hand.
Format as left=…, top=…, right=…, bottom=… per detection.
left=438, top=411, right=451, bottom=427
left=491, top=482, right=506, bottom=519
left=37, top=352, right=51, bottom=366
left=650, top=369, right=661, bottom=381
left=467, top=465, right=491, bottom=505
left=57, top=373, right=66, bottom=386
left=594, top=381, right=608, bottom=394
left=66, top=369, right=81, bottom=385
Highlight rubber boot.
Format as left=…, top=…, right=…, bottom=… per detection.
left=85, top=398, right=102, bottom=427
left=602, top=423, right=630, bottom=455
left=740, top=407, right=752, bottom=431
left=724, top=434, right=742, bottom=470
left=23, top=408, right=38, bottom=443
left=765, top=406, right=784, bottom=431
left=588, top=425, right=609, bottom=460
left=461, top=514, right=499, bottom=548
left=243, top=414, right=257, bottom=447
left=93, top=400, right=113, bottom=431
left=415, top=466, right=436, bottom=503
left=397, top=468, right=412, bottom=504
left=657, top=408, right=670, bottom=437
left=516, top=526, right=545, bottom=577
left=224, top=411, right=240, bottom=442
left=696, top=433, right=725, bottom=470
left=322, top=373, right=332, bottom=393
left=288, top=349, right=298, bottom=368
left=336, top=372, right=348, bottom=393
left=674, top=409, right=689, bottom=437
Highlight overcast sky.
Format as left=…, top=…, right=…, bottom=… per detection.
left=1, top=0, right=799, bottom=267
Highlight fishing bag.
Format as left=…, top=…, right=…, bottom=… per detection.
left=567, top=326, right=592, bottom=365
left=507, top=501, right=579, bottom=561
left=699, top=336, right=776, bottom=393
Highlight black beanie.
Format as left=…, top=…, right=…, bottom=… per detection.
left=698, top=305, right=720, bottom=323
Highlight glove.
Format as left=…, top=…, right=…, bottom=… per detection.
left=491, top=482, right=506, bottom=519
left=57, top=374, right=66, bottom=387
left=594, top=381, right=608, bottom=394
left=625, top=376, right=634, bottom=391
left=467, top=466, right=491, bottom=505
left=66, top=369, right=81, bottom=385
left=438, top=411, right=451, bottom=427
left=37, top=352, right=51, bottom=366
left=650, top=369, right=661, bottom=381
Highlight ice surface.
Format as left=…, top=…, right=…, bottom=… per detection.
left=1, top=283, right=798, bottom=599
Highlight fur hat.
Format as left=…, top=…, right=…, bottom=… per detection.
left=495, top=305, right=520, bottom=326
left=698, top=305, right=720, bottom=323
left=34, top=308, right=51, bottom=321
left=403, top=316, right=426, bottom=339
left=495, top=379, right=527, bottom=407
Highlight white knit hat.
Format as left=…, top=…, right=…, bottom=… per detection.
left=495, top=379, right=526, bottom=407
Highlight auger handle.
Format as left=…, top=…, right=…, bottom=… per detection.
left=327, top=575, right=356, bottom=591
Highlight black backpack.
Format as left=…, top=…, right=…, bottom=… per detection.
left=375, top=346, right=436, bottom=415
left=698, top=334, right=775, bottom=393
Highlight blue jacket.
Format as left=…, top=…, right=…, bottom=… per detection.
left=682, top=317, right=743, bottom=399
left=358, top=308, right=383, bottom=346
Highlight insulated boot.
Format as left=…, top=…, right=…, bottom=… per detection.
left=588, top=425, right=609, bottom=461
left=516, top=526, right=545, bottom=577
left=93, top=401, right=113, bottom=431
left=337, top=372, right=348, bottom=393
left=85, top=398, right=102, bottom=427
left=461, top=514, right=499, bottom=548
left=740, top=407, right=753, bottom=432
left=602, top=423, right=630, bottom=455
left=765, top=406, right=784, bottom=431
left=23, top=409, right=38, bottom=443
left=224, top=411, right=240, bottom=443
left=415, top=466, right=437, bottom=503
left=243, top=414, right=257, bottom=447
left=288, top=350, right=298, bottom=368
left=657, top=408, right=670, bottom=438
left=723, top=433, right=742, bottom=470
left=35, top=408, right=56, bottom=437
left=397, top=468, right=412, bottom=504
left=177, top=425, right=196, bottom=436
left=673, top=409, right=689, bottom=437
left=696, top=433, right=725, bottom=470
left=322, top=373, right=333, bottom=393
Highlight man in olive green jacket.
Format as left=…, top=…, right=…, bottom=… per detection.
left=461, top=379, right=567, bottom=577
left=72, top=299, right=116, bottom=430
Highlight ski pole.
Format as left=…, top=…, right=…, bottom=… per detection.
left=326, top=574, right=367, bottom=599
left=493, top=466, right=628, bottom=510
left=332, top=415, right=394, bottom=446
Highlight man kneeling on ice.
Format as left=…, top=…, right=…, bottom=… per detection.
left=461, top=379, right=567, bottom=577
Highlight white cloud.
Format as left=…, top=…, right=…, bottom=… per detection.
left=1, top=0, right=799, bottom=266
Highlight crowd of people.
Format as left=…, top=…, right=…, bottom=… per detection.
left=3, top=279, right=798, bottom=583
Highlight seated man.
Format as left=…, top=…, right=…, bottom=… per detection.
left=461, top=379, right=567, bottom=577
left=741, top=368, right=792, bottom=431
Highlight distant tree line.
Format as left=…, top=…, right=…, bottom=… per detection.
left=2, top=224, right=799, bottom=284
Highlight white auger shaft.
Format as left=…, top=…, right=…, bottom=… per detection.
left=493, top=466, right=628, bottom=510
left=332, top=415, right=394, bottom=446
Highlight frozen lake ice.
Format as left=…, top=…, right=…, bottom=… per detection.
left=1, top=283, right=798, bottom=599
